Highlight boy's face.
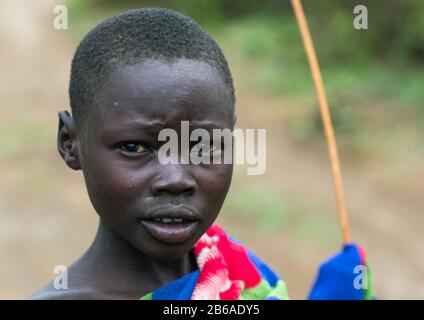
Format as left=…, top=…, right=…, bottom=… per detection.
left=75, top=59, right=234, bottom=260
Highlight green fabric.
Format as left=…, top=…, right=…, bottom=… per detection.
left=139, top=279, right=289, bottom=300
left=364, top=263, right=375, bottom=300
left=140, top=292, right=153, bottom=300
left=241, top=279, right=289, bottom=300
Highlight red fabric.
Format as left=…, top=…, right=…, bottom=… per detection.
left=357, top=244, right=367, bottom=265
left=191, top=225, right=261, bottom=300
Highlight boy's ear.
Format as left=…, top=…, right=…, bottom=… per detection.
left=57, top=110, right=81, bottom=170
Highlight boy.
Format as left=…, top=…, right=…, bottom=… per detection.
left=31, top=8, right=288, bottom=300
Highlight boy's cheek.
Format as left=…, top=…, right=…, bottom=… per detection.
left=81, top=149, right=138, bottom=188
left=82, top=167, right=138, bottom=215
left=199, top=164, right=233, bottom=192
left=84, top=171, right=140, bottom=207
left=197, top=164, right=233, bottom=204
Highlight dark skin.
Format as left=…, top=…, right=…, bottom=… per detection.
left=31, top=59, right=235, bottom=299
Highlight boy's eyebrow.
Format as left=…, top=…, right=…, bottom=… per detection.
left=100, top=117, right=232, bottom=141
left=101, top=119, right=167, bottom=137
left=106, top=119, right=227, bottom=131
left=108, top=119, right=166, bottom=130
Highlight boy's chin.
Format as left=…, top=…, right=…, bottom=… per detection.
left=133, top=239, right=196, bottom=261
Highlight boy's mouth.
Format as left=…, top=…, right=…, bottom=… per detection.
left=152, top=217, right=188, bottom=223
left=139, top=206, right=200, bottom=244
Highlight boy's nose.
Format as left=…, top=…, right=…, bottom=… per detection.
left=150, top=165, right=197, bottom=196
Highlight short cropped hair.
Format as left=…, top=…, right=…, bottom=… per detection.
left=69, top=8, right=235, bottom=122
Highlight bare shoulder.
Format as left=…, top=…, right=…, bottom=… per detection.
left=29, top=282, right=101, bottom=300
left=29, top=253, right=104, bottom=300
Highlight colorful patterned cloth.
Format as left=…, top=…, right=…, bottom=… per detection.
left=140, top=224, right=289, bottom=300
left=140, top=224, right=376, bottom=300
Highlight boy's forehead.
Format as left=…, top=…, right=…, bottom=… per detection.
left=89, top=59, right=234, bottom=128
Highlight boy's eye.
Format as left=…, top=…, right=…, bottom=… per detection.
left=118, top=142, right=148, bottom=154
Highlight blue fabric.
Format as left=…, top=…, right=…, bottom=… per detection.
left=152, top=270, right=200, bottom=300
left=229, top=236, right=280, bottom=287
left=246, top=249, right=280, bottom=287
left=308, top=243, right=364, bottom=300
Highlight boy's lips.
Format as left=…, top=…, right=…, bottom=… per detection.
left=141, top=220, right=200, bottom=244
left=139, top=205, right=200, bottom=244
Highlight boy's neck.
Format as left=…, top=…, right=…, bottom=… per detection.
left=78, top=219, right=197, bottom=298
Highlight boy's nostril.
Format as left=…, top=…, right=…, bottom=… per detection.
left=181, top=185, right=196, bottom=196
left=153, top=180, right=197, bottom=196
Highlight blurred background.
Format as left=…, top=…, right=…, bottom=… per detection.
left=0, top=0, right=423, bottom=299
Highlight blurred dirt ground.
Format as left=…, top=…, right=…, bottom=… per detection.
left=0, top=0, right=423, bottom=299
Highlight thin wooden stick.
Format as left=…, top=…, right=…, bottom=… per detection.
left=291, top=0, right=351, bottom=244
